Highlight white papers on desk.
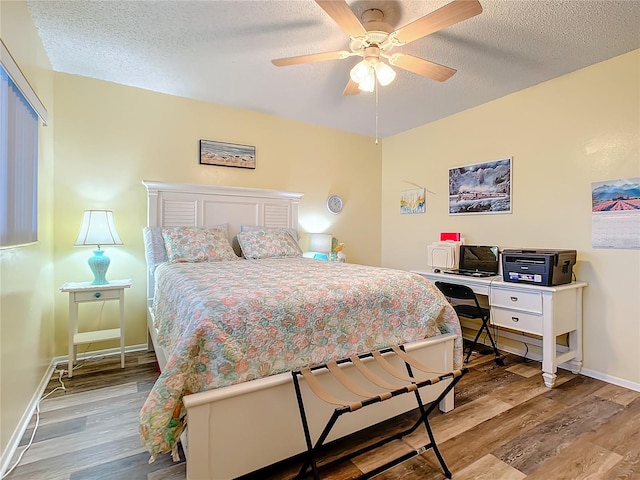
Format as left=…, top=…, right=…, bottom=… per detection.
left=427, top=241, right=461, bottom=269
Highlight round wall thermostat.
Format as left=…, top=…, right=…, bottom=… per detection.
left=326, top=194, right=343, bottom=214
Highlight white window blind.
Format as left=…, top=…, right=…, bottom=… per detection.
left=0, top=60, right=39, bottom=247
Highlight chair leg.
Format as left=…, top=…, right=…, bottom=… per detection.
left=480, top=318, right=504, bottom=366
left=464, top=323, right=486, bottom=363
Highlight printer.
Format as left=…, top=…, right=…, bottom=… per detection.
left=502, top=249, right=577, bottom=286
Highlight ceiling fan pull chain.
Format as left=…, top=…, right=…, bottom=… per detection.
left=375, top=80, right=379, bottom=145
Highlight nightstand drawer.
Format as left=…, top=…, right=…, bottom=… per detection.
left=491, top=307, right=542, bottom=335
left=491, top=288, right=542, bottom=314
left=74, top=289, right=121, bottom=302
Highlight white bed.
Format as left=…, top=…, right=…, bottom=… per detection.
left=142, top=180, right=460, bottom=479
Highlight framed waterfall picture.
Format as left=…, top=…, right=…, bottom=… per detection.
left=200, top=139, right=256, bottom=169
left=448, top=157, right=512, bottom=215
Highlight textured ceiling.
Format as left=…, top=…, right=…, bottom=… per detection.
left=27, top=0, right=640, bottom=138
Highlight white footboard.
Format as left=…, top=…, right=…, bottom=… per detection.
left=183, top=333, right=457, bottom=480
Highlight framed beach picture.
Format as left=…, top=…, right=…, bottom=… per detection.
left=400, top=188, right=426, bottom=214
left=448, top=157, right=512, bottom=215
left=200, top=139, right=256, bottom=169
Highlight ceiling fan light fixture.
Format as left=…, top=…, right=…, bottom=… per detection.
left=349, top=60, right=371, bottom=84
left=358, top=70, right=375, bottom=92
left=374, top=61, right=396, bottom=86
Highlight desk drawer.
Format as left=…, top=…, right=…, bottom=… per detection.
left=491, top=288, right=542, bottom=314
left=74, top=289, right=121, bottom=302
left=491, top=307, right=542, bottom=335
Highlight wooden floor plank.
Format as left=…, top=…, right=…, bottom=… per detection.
left=454, top=453, right=526, bottom=480
left=491, top=395, right=623, bottom=475
left=38, top=382, right=140, bottom=413
left=435, top=394, right=569, bottom=473
left=524, top=439, right=623, bottom=480
left=598, top=450, right=640, bottom=480
left=374, top=455, right=444, bottom=480
left=593, top=382, right=640, bottom=406
left=542, top=374, right=609, bottom=407
left=505, top=362, right=541, bottom=378
left=403, top=395, right=512, bottom=447
left=350, top=439, right=413, bottom=473
left=69, top=444, right=185, bottom=480
left=488, top=370, right=573, bottom=407
left=16, top=400, right=149, bottom=466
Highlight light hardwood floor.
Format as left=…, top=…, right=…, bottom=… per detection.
left=6, top=348, right=640, bottom=480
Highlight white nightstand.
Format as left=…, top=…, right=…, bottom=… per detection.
left=60, top=279, right=132, bottom=377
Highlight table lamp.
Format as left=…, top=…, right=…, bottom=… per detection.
left=309, top=233, right=333, bottom=261
left=74, top=210, right=123, bottom=285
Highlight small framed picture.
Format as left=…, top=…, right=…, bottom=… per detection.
left=199, top=139, right=256, bottom=169
left=400, top=188, right=426, bottom=214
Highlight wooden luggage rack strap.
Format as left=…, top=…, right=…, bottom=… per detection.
left=291, top=345, right=468, bottom=480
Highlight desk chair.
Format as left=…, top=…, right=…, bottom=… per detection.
left=435, top=281, right=504, bottom=366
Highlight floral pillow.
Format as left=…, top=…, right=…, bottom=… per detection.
left=162, top=226, right=238, bottom=263
left=240, top=224, right=300, bottom=241
left=237, top=228, right=303, bottom=260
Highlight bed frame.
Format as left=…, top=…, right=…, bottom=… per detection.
left=142, top=180, right=458, bottom=479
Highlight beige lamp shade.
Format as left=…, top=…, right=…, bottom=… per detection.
left=74, top=210, right=123, bottom=247
left=309, top=233, right=332, bottom=253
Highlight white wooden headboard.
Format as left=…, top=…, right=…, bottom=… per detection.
left=142, top=181, right=304, bottom=297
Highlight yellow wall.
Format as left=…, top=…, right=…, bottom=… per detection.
left=382, top=50, right=640, bottom=386
left=52, top=73, right=382, bottom=356
left=0, top=2, right=55, bottom=452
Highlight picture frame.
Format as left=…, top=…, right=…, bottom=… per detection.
left=448, top=157, right=512, bottom=215
left=400, top=188, right=426, bottom=214
left=199, top=139, right=256, bottom=169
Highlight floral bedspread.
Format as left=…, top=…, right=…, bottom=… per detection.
left=139, top=257, right=462, bottom=460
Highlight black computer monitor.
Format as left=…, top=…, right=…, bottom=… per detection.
left=459, top=245, right=499, bottom=273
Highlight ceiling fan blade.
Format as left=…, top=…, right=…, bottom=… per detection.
left=342, top=79, right=360, bottom=96
left=393, top=0, right=482, bottom=45
left=272, top=51, right=349, bottom=67
left=315, top=0, right=367, bottom=37
left=389, top=53, right=457, bottom=82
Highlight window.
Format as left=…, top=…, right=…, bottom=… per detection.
left=0, top=40, right=47, bottom=248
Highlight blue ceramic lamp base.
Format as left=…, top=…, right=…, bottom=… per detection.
left=88, top=249, right=111, bottom=285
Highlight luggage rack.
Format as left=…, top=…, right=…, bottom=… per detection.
left=291, top=345, right=468, bottom=479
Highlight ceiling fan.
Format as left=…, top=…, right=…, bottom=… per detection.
left=272, top=0, right=482, bottom=95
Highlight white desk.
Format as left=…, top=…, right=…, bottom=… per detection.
left=413, top=270, right=587, bottom=387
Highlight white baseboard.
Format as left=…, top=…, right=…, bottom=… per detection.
left=578, top=367, right=640, bottom=393
left=0, top=361, right=56, bottom=479
left=50, top=343, right=148, bottom=368
left=460, top=322, right=640, bottom=392
left=0, top=344, right=148, bottom=478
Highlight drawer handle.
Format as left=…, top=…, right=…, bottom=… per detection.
left=510, top=296, right=518, bottom=302
left=511, top=317, right=519, bottom=322
left=94, top=292, right=102, bottom=298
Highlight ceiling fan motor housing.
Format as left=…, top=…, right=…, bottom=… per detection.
left=353, top=8, right=393, bottom=52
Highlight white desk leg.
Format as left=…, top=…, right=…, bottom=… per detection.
left=541, top=295, right=556, bottom=388
left=542, top=371, right=557, bottom=388
left=68, top=294, right=76, bottom=378
left=119, top=288, right=125, bottom=369
left=568, top=288, right=583, bottom=374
